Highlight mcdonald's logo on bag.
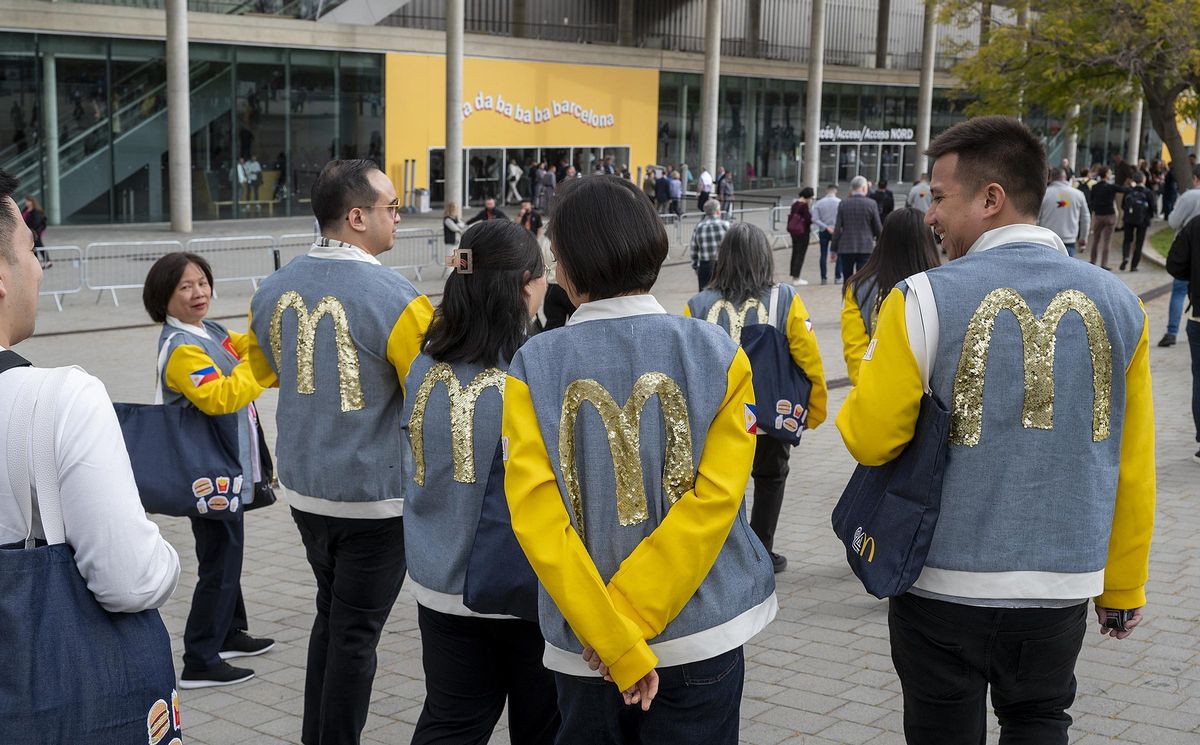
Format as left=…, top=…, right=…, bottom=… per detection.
left=852, top=526, right=876, bottom=563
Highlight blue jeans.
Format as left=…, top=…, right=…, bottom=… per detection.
left=1063, top=241, right=1075, bottom=258
left=1189, top=321, right=1200, bottom=442
left=818, top=230, right=840, bottom=281
left=554, top=646, right=744, bottom=745
left=1168, top=279, right=1189, bottom=336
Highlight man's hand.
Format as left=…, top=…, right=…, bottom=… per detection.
left=1078, top=237, right=1086, bottom=250
left=1094, top=604, right=1144, bottom=640
left=622, top=670, right=660, bottom=711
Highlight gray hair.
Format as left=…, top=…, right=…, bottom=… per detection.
left=708, top=222, right=774, bottom=304
left=850, top=175, right=869, bottom=192
left=703, top=199, right=721, bottom=216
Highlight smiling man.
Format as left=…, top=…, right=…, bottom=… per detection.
left=836, top=116, right=1156, bottom=744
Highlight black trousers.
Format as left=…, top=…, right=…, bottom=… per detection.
left=789, top=232, right=809, bottom=279
left=695, top=260, right=714, bottom=291
left=183, top=513, right=248, bottom=671
left=1122, top=223, right=1149, bottom=269
left=292, top=508, right=407, bottom=745
left=889, top=593, right=1087, bottom=745
left=748, top=436, right=790, bottom=553
left=411, top=606, right=559, bottom=745
left=697, top=190, right=710, bottom=211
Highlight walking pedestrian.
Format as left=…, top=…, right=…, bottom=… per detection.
left=838, top=116, right=1155, bottom=744
left=697, top=167, right=714, bottom=211
left=812, top=184, right=841, bottom=284
left=1119, top=171, right=1155, bottom=271
left=905, top=173, right=932, bottom=212
left=1037, top=166, right=1091, bottom=258
left=685, top=222, right=828, bottom=573
left=1161, top=164, right=1200, bottom=348
left=786, top=187, right=814, bottom=284
left=1088, top=165, right=1122, bottom=267
left=869, top=179, right=895, bottom=220
left=246, top=160, right=434, bottom=745
left=689, top=198, right=731, bottom=291
left=503, top=175, right=776, bottom=745
left=841, top=208, right=940, bottom=386
left=717, top=166, right=735, bottom=213
left=1166, top=205, right=1200, bottom=463
left=831, top=176, right=882, bottom=279
left=466, top=197, right=509, bottom=224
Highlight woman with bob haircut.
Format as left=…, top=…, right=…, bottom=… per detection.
left=685, top=222, right=828, bottom=574
left=143, top=252, right=275, bottom=689
left=841, top=207, right=941, bottom=386
left=502, top=175, right=776, bottom=744
left=401, top=219, right=559, bottom=745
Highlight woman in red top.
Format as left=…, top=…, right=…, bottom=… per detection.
left=786, top=187, right=814, bottom=285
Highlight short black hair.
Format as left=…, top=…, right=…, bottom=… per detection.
left=925, top=115, right=1046, bottom=217
left=143, top=252, right=214, bottom=324
left=877, top=179, right=889, bottom=189
left=423, top=220, right=544, bottom=365
left=1193, top=163, right=1200, bottom=181
left=547, top=175, right=667, bottom=300
left=798, top=187, right=814, bottom=199
left=0, top=168, right=20, bottom=264
left=311, top=159, right=380, bottom=232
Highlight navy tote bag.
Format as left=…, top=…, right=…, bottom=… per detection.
left=463, top=440, right=539, bottom=622
left=740, top=285, right=813, bottom=446
left=831, top=272, right=950, bottom=599
left=1, top=367, right=181, bottom=744
left=114, top=332, right=244, bottom=520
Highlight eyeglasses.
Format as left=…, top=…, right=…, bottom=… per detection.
left=348, top=198, right=401, bottom=219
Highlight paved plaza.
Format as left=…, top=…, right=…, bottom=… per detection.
left=18, top=230, right=1200, bottom=744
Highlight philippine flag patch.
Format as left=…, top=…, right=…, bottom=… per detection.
left=744, top=403, right=758, bottom=434
left=189, top=366, right=220, bottom=388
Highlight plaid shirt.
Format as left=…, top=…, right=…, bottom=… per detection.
left=690, top=216, right=731, bottom=264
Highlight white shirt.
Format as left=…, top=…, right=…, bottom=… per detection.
left=699, top=171, right=714, bottom=191
left=0, top=353, right=180, bottom=613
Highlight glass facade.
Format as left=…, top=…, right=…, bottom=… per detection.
left=0, top=32, right=384, bottom=225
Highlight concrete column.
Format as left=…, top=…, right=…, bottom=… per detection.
left=1016, top=1, right=1028, bottom=121
left=700, top=0, right=722, bottom=176
left=874, top=0, right=891, bottom=69
left=1064, top=103, right=1081, bottom=174
left=513, top=0, right=529, bottom=38
left=802, top=0, right=825, bottom=189
left=914, top=0, right=937, bottom=181
left=445, top=0, right=464, bottom=207
left=979, top=1, right=991, bottom=45
left=618, top=0, right=635, bottom=47
left=166, top=0, right=192, bottom=232
left=746, top=0, right=762, bottom=58
left=1127, top=95, right=1143, bottom=163
left=40, top=54, right=60, bottom=226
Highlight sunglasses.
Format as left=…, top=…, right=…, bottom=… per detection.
left=348, top=198, right=401, bottom=219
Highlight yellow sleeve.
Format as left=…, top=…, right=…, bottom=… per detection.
left=1096, top=309, right=1155, bottom=609
left=683, top=304, right=693, bottom=318
left=244, top=311, right=279, bottom=389
left=503, top=375, right=657, bottom=690
left=835, top=288, right=924, bottom=465
left=606, top=349, right=756, bottom=639
left=164, top=344, right=264, bottom=416
left=841, top=284, right=870, bottom=387
left=784, top=296, right=827, bottom=429
left=386, top=295, right=435, bottom=395
left=226, top=329, right=250, bottom=359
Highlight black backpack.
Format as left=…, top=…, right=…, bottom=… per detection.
left=1124, top=188, right=1151, bottom=227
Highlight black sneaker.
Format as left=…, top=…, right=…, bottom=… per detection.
left=770, top=552, right=788, bottom=573
left=179, top=661, right=254, bottom=689
left=1194, top=449, right=1200, bottom=465
left=219, top=631, right=275, bottom=660
left=1158, top=334, right=1177, bottom=348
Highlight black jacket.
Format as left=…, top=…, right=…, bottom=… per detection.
left=466, top=207, right=509, bottom=225
left=868, top=189, right=895, bottom=220
left=1166, top=214, right=1200, bottom=313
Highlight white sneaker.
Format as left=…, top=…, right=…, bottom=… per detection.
left=793, top=278, right=809, bottom=285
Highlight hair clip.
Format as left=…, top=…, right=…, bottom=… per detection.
left=455, top=248, right=474, bottom=274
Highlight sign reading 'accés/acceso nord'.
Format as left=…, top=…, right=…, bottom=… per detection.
left=462, top=91, right=616, bottom=128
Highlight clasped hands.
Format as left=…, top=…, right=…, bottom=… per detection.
left=581, top=647, right=659, bottom=711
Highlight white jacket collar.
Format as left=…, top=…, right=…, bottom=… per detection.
left=166, top=315, right=210, bottom=339
left=309, top=237, right=382, bottom=265
left=967, top=223, right=1069, bottom=256
left=567, top=294, right=668, bottom=326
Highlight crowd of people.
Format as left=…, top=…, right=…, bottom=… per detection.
left=0, top=113, right=1170, bottom=745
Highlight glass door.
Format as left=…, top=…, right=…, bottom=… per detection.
left=880, top=144, right=902, bottom=183
left=466, top=148, right=502, bottom=204
left=818, top=144, right=838, bottom=185
left=859, top=144, right=880, bottom=184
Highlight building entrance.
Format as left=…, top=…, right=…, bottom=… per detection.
left=429, top=145, right=630, bottom=206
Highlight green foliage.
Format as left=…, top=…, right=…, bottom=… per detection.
left=1151, top=226, right=1175, bottom=259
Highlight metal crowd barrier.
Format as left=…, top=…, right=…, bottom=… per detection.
left=37, top=245, right=84, bottom=312
left=185, top=235, right=277, bottom=291
left=84, top=240, right=185, bottom=307
left=381, top=228, right=441, bottom=281
left=276, top=233, right=315, bottom=268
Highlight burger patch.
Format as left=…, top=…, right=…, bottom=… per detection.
left=147, top=699, right=170, bottom=744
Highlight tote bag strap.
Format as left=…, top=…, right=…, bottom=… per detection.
left=767, top=284, right=781, bottom=328
left=5, top=368, right=70, bottom=547
left=903, top=271, right=939, bottom=394
left=154, top=332, right=184, bottom=405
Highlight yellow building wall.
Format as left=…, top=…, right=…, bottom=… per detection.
left=385, top=54, right=659, bottom=197
left=1163, top=119, right=1197, bottom=162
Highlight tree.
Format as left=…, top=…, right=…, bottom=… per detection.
left=942, top=0, right=1200, bottom=189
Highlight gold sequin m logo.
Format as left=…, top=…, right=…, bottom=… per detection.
left=408, top=363, right=505, bottom=486
left=270, top=291, right=365, bottom=413
left=951, top=288, right=1112, bottom=447
left=705, top=298, right=767, bottom=344
left=559, top=373, right=695, bottom=541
